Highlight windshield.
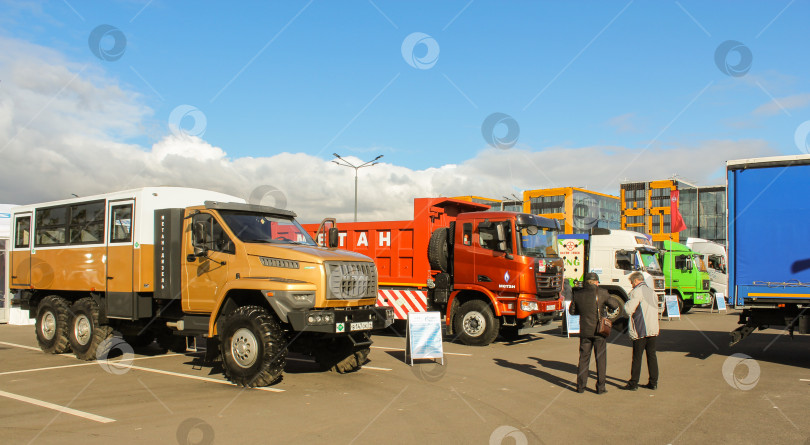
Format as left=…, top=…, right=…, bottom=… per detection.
left=696, top=255, right=708, bottom=272
left=518, top=226, right=558, bottom=258
left=218, top=210, right=316, bottom=246
left=639, top=252, right=661, bottom=272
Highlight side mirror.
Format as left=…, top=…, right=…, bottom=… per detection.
left=328, top=227, right=339, bottom=248
left=495, top=223, right=508, bottom=252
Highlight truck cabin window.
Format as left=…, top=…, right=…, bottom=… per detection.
left=14, top=216, right=30, bottom=248
left=192, top=214, right=234, bottom=254
left=462, top=223, right=472, bottom=246
left=517, top=225, right=557, bottom=258
left=478, top=221, right=512, bottom=253
left=615, top=251, right=634, bottom=271
left=110, top=204, right=133, bottom=243
left=218, top=211, right=315, bottom=246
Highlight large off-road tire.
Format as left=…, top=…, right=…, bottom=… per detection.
left=606, top=293, right=626, bottom=322
left=427, top=228, right=450, bottom=273
left=453, top=300, right=499, bottom=346
left=314, top=337, right=370, bottom=373
left=68, top=297, right=113, bottom=361
left=35, top=295, right=72, bottom=354
left=220, top=306, right=286, bottom=387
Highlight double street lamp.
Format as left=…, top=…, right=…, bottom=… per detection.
left=332, top=153, right=383, bottom=222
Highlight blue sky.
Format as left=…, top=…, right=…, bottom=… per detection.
left=1, top=1, right=808, bottom=221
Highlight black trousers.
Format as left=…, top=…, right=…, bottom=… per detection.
left=577, top=336, right=607, bottom=391
left=629, top=336, right=659, bottom=385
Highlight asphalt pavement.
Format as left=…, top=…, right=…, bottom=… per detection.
left=1, top=308, right=808, bottom=444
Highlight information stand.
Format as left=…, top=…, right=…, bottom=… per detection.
left=406, top=311, right=444, bottom=365
left=665, top=295, right=681, bottom=320
left=563, top=301, right=580, bottom=337
left=711, top=292, right=727, bottom=313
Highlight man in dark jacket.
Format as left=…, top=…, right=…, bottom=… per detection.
left=569, top=272, right=619, bottom=394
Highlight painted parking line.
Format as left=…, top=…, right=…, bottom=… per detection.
left=0, top=389, right=115, bottom=423
left=0, top=341, right=42, bottom=352
left=801, top=379, right=810, bottom=382
left=371, top=346, right=473, bottom=357
left=120, top=364, right=285, bottom=392
left=286, top=357, right=392, bottom=371
left=0, top=354, right=188, bottom=376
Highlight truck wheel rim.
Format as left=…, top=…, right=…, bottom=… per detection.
left=74, top=314, right=91, bottom=346
left=41, top=311, right=56, bottom=340
left=231, top=328, right=259, bottom=368
left=462, top=311, right=485, bottom=337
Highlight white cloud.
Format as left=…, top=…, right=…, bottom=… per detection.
left=752, top=93, right=810, bottom=116
left=0, top=37, right=778, bottom=224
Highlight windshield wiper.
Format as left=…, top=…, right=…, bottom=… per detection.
left=243, top=238, right=276, bottom=244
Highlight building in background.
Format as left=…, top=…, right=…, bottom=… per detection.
left=451, top=196, right=523, bottom=212
left=620, top=179, right=726, bottom=245
left=522, top=187, right=621, bottom=234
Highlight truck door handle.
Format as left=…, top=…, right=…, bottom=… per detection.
left=11, top=275, right=17, bottom=279
left=478, top=275, right=492, bottom=282
left=612, top=279, right=619, bottom=282
left=107, top=276, right=114, bottom=280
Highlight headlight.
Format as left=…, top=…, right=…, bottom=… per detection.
left=520, top=301, right=539, bottom=312
left=305, top=311, right=335, bottom=326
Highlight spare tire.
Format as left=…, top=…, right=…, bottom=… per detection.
left=428, top=228, right=450, bottom=272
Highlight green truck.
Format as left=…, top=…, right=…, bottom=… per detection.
left=658, top=241, right=711, bottom=313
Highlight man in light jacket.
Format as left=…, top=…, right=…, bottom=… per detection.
left=622, top=271, right=660, bottom=391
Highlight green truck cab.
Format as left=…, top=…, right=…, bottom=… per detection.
left=658, top=241, right=711, bottom=313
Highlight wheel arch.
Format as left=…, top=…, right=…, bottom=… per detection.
left=210, top=288, right=274, bottom=336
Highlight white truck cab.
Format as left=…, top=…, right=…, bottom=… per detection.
left=559, top=228, right=665, bottom=320
left=686, top=237, right=728, bottom=298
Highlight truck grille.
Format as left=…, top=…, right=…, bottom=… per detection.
left=536, top=271, right=562, bottom=298
left=702, top=279, right=711, bottom=291
left=325, top=262, right=378, bottom=300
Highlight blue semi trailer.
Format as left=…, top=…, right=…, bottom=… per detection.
left=728, top=155, right=810, bottom=345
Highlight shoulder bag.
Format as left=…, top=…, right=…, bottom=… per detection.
left=596, top=294, right=612, bottom=337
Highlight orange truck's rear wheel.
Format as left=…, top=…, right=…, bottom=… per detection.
left=35, top=295, right=72, bottom=354
left=68, top=297, right=113, bottom=360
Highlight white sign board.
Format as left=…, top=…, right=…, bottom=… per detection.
left=406, top=311, right=444, bottom=365
left=665, top=295, right=681, bottom=319
left=564, top=301, right=580, bottom=337
left=713, top=292, right=727, bottom=312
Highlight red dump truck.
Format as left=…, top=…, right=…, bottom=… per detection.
left=302, top=198, right=564, bottom=346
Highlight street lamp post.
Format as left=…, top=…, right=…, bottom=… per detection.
left=332, top=153, right=383, bottom=222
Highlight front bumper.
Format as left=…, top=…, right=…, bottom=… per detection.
left=692, top=292, right=711, bottom=305
left=517, top=313, right=560, bottom=335
left=287, top=306, right=394, bottom=334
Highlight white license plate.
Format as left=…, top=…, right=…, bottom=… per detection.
left=546, top=304, right=556, bottom=311
left=351, top=321, right=373, bottom=331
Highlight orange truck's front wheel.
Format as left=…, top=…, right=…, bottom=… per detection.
left=220, top=306, right=286, bottom=387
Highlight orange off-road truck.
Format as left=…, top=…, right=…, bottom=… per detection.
left=10, top=187, right=392, bottom=386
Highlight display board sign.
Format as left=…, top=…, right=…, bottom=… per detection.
left=406, top=311, right=444, bottom=365
left=564, top=301, right=580, bottom=337
left=665, top=295, right=681, bottom=319
left=712, top=292, right=727, bottom=312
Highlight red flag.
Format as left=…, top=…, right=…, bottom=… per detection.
left=670, top=190, right=687, bottom=232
